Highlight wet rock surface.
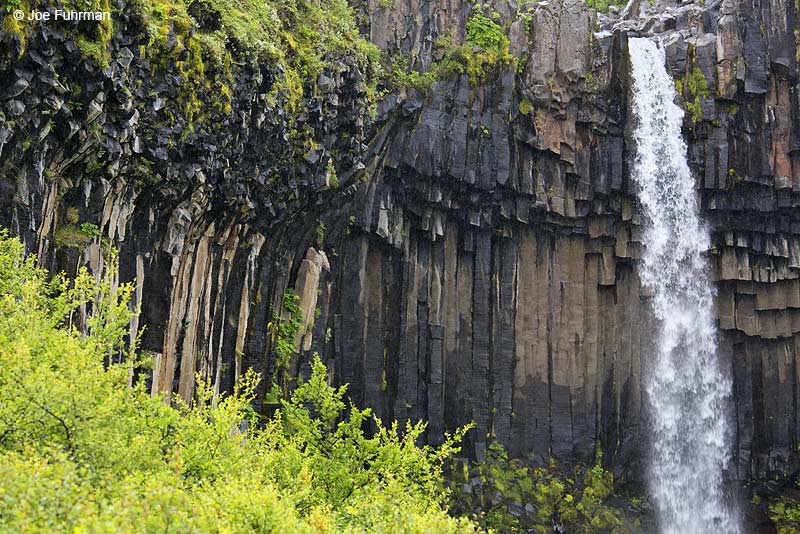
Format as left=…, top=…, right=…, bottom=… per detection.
left=2, top=0, right=800, bottom=499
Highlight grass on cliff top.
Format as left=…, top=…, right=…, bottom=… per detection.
left=0, top=228, right=476, bottom=533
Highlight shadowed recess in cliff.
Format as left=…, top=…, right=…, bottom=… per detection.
left=629, top=38, right=740, bottom=534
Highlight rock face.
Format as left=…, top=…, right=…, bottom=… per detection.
left=2, top=0, right=800, bottom=487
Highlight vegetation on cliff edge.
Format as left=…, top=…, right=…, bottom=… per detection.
left=391, top=7, right=512, bottom=90
left=2, top=0, right=382, bottom=117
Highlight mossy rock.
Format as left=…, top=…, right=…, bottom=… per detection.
left=187, top=0, right=222, bottom=32
left=53, top=225, right=91, bottom=249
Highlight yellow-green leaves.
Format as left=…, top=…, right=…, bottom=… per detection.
left=0, top=229, right=477, bottom=534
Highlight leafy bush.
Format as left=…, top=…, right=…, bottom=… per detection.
left=0, top=229, right=476, bottom=534
left=465, top=11, right=506, bottom=50
left=766, top=494, right=800, bottom=533
left=449, top=442, right=640, bottom=533
left=462, top=9, right=513, bottom=84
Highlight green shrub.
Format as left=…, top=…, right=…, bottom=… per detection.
left=0, top=228, right=477, bottom=534
left=767, top=494, right=800, bottom=533
left=449, top=443, right=638, bottom=533
left=465, top=10, right=505, bottom=50
left=390, top=8, right=512, bottom=90
left=462, top=9, right=513, bottom=84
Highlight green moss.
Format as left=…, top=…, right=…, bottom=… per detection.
left=388, top=35, right=467, bottom=91
left=584, top=69, right=594, bottom=89
left=390, top=57, right=438, bottom=92
left=17, top=0, right=381, bottom=125
left=686, top=96, right=703, bottom=124
left=65, top=207, right=80, bottom=225
left=314, top=221, right=326, bottom=246
left=687, top=65, right=709, bottom=99
left=76, top=37, right=110, bottom=68
left=518, top=98, right=532, bottom=115
left=674, top=51, right=710, bottom=125
left=674, top=77, right=684, bottom=98
left=2, top=0, right=31, bottom=57
left=794, top=29, right=800, bottom=61
left=463, top=8, right=513, bottom=84
left=583, top=0, right=626, bottom=12
left=390, top=8, right=512, bottom=90
left=53, top=221, right=100, bottom=249
left=53, top=226, right=88, bottom=249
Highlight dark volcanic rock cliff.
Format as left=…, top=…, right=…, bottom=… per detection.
left=2, top=0, right=800, bottom=491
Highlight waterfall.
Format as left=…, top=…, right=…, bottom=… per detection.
left=628, top=38, right=739, bottom=534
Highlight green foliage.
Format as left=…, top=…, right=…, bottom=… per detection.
left=6, top=0, right=381, bottom=123
left=390, top=8, right=512, bottom=91
left=686, top=65, right=710, bottom=98
left=138, top=0, right=382, bottom=82
left=795, top=29, right=800, bottom=61
left=315, top=221, right=326, bottom=246
left=269, top=289, right=304, bottom=391
left=462, top=8, right=513, bottom=84
left=449, top=443, right=636, bottom=533
left=0, top=229, right=478, bottom=534
left=388, top=38, right=465, bottom=92
left=135, top=0, right=378, bottom=120
left=674, top=51, right=710, bottom=125
left=65, top=207, right=80, bottom=225
left=583, top=0, right=626, bottom=12
left=769, top=496, right=800, bottom=534
left=74, top=0, right=114, bottom=67
left=465, top=10, right=505, bottom=50
left=2, top=0, right=31, bottom=56
left=3, top=0, right=114, bottom=65
left=53, top=221, right=101, bottom=249
left=80, top=222, right=101, bottom=238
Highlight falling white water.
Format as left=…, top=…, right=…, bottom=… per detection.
left=628, top=38, right=739, bottom=534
